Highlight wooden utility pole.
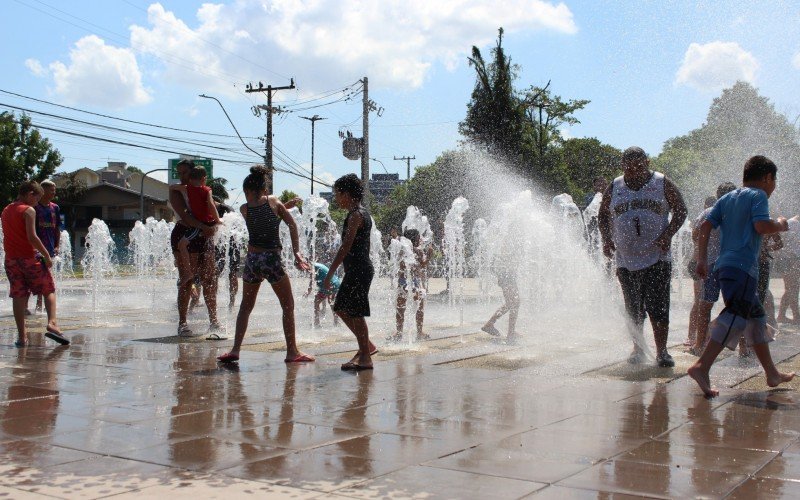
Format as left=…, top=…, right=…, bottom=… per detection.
left=245, top=80, right=295, bottom=192
left=394, top=155, right=415, bottom=180
left=361, top=77, right=370, bottom=198
left=300, top=115, right=326, bottom=195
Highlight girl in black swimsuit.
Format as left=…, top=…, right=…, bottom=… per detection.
left=323, top=174, right=378, bottom=370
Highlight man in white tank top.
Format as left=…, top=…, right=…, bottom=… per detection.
left=599, top=147, right=687, bottom=367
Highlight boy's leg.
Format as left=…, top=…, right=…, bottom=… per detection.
left=395, top=290, right=406, bottom=335
left=35, top=294, right=43, bottom=313
left=644, top=261, right=672, bottom=365
left=751, top=342, right=795, bottom=387
left=688, top=340, right=725, bottom=397
left=43, top=292, right=61, bottom=334
left=415, top=294, right=425, bottom=336
left=314, top=295, right=323, bottom=326
left=616, top=267, right=647, bottom=361
left=12, top=296, right=29, bottom=344
left=694, top=301, right=714, bottom=352
left=506, top=283, right=520, bottom=341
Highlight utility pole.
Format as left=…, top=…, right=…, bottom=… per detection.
left=393, top=155, right=415, bottom=180
left=246, top=79, right=295, bottom=193
left=361, top=77, right=370, bottom=198
left=300, top=115, right=326, bottom=195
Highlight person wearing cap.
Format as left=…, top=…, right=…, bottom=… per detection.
left=599, top=146, right=687, bottom=367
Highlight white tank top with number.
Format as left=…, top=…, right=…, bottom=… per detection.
left=610, top=171, right=671, bottom=271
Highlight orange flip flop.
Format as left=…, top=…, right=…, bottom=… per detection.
left=285, top=354, right=316, bottom=363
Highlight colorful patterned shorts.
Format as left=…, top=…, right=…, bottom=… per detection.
left=4, top=257, right=56, bottom=298
left=243, top=251, right=286, bottom=285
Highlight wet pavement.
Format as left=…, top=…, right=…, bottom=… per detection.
left=1, top=278, right=800, bottom=498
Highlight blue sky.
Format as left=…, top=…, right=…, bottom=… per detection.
left=2, top=1, right=799, bottom=205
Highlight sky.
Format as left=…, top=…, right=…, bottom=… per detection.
left=2, top=0, right=800, bottom=207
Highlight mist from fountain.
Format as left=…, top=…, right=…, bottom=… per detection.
left=444, top=196, right=469, bottom=328
left=53, top=230, right=73, bottom=288
left=470, top=218, right=490, bottom=301
left=81, top=218, right=116, bottom=319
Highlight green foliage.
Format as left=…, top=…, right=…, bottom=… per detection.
left=0, top=112, right=63, bottom=204
left=126, top=165, right=143, bottom=174
left=54, top=171, right=87, bottom=230
left=459, top=28, right=527, bottom=162
left=278, top=189, right=300, bottom=207
left=558, top=138, right=622, bottom=202
left=209, top=177, right=229, bottom=201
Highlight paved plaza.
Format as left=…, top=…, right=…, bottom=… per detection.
left=1, top=277, right=800, bottom=498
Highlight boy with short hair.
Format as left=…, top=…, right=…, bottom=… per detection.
left=689, top=156, right=795, bottom=397
left=2, top=181, right=69, bottom=347
left=33, top=179, right=61, bottom=313
left=306, top=262, right=341, bottom=327
left=169, top=166, right=221, bottom=285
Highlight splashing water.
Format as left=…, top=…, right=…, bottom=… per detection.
left=81, top=218, right=116, bottom=318
left=470, top=218, right=490, bottom=301
left=53, top=230, right=73, bottom=287
left=444, top=196, right=469, bottom=327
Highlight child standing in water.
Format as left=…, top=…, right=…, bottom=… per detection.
left=482, top=242, right=521, bottom=344
left=323, top=174, right=377, bottom=370
left=390, top=229, right=433, bottom=342
left=306, top=262, right=340, bottom=327
left=689, top=156, right=795, bottom=397
left=217, top=166, right=314, bottom=364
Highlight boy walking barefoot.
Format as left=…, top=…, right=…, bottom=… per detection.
left=323, top=174, right=378, bottom=370
left=689, top=156, right=795, bottom=397
left=2, top=181, right=69, bottom=347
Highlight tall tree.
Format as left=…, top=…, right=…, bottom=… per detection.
left=54, top=172, right=88, bottom=231
left=523, top=85, right=590, bottom=158
left=653, top=81, right=800, bottom=213
left=0, top=112, right=63, bottom=204
left=559, top=138, right=622, bottom=201
left=459, top=28, right=526, bottom=162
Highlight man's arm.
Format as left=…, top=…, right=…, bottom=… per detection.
left=655, top=177, right=688, bottom=251
left=754, top=218, right=789, bottom=235
left=597, top=183, right=614, bottom=257
left=24, top=208, right=52, bottom=266
left=169, top=189, right=204, bottom=231
left=695, top=220, right=713, bottom=279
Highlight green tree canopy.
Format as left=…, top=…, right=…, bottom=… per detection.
left=652, top=81, right=800, bottom=214
left=208, top=176, right=229, bottom=201
left=1, top=112, right=63, bottom=204
left=558, top=138, right=622, bottom=203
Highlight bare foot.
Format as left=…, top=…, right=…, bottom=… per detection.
left=767, top=371, right=796, bottom=388
left=47, top=322, right=62, bottom=335
left=688, top=364, right=719, bottom=397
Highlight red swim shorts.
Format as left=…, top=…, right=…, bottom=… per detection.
left=4, top=257, right=56, bottom=298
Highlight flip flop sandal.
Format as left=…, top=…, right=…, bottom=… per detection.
left=369, top=347, right=379, bottom=356
left=285, top=354, right=316, bottom=363
left=341, top=362, right=373, bottom=371
left=45, top=328, right=70, bottom=346
left=217, top=352, right=239, bottom=363
left=206, top=333, right=229, bottom=340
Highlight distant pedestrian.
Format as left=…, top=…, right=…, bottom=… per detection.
left=33, top=180, right=61, bottom=314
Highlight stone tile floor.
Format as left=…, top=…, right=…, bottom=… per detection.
left=1, top=280, right=800, bottom=498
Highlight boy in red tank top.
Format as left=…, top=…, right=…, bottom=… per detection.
left=1, top=181, right=69, bottom=347
left=168, top=166, right=221, bottom=284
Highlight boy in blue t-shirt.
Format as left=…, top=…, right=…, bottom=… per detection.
left=689, top=156, right=795, bottom=397
left=306, top=262, right=340, bottom=327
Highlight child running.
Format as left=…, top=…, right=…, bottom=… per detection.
left=306, top=262, right=340, bottom=327
left=217, top=166, right=314, bottom=364
left=169, top=166, right=221, bottom=285
left=2, top=181, right=69, bottom=347
left=689, top=155, right=795, bottom=397
left=482, top=242, right=521, bottom=344
left=323, top=174, right=378, bottom=370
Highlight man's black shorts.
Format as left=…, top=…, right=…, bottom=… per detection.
left=170, top=223, right=207, bottom=254
left=616, top=260, right=672, bottom=325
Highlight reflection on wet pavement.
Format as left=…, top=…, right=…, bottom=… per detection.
left=2, top=284, right=800, bottom=498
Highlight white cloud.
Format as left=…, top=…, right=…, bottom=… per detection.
left=25, top=58, right=47, bottom=77
left=793, top=52, right=800, bottom=69
left=129, top=1, right=576, bottom=94
left=675, top=41, right=758, bottom=91
left=47, top=35, right=152, bottom=109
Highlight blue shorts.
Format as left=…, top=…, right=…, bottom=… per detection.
left=716, top=267, right=764, bottom=319
left=702, top=273, right=721, bottom=303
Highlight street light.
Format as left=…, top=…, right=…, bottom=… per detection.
left=300, top=115, right=327, bottom=194
left=140, top=168, right=168, bottom=222
left=370, top=157, right=389, bottom=174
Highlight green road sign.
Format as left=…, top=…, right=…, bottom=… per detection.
left=168, top=158, right=213, bottom=184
